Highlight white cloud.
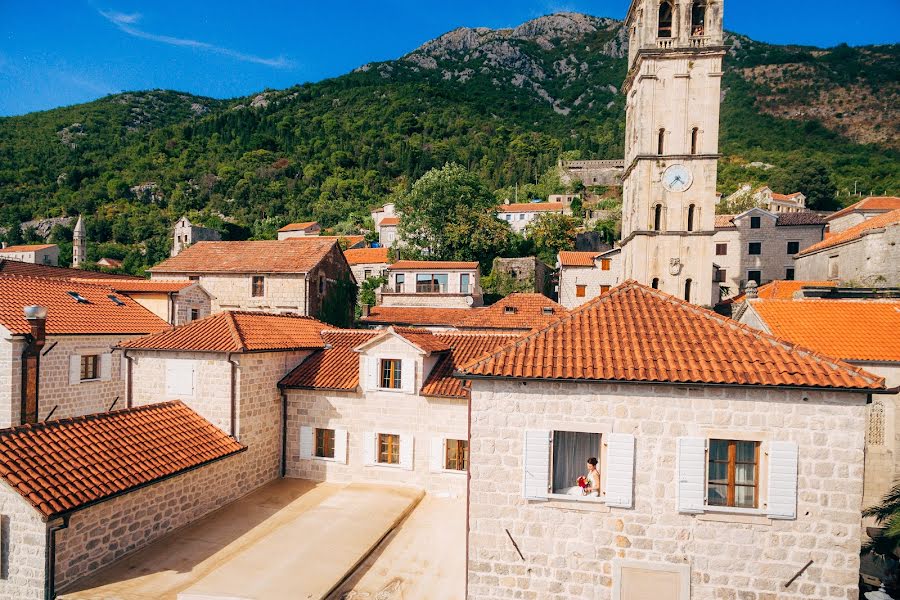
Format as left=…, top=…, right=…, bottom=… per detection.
left=98, top=10, right=292, bottom=68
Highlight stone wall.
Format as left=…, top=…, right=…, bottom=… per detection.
left=174, top=285, right=212, bottom=325
left=350, top=263, right=390, bottom=292
left=306, top=243, right=356, bottom=323
left=796, top=225, right=900, bottom=286
left=162, top=273, right=310, bottom=314
left=558, top=259, right=622, bottom=309
left=0, top=481, right=47, bottom=600
left=466, top=379, right=868, bottom=600
left=491, top=257, right=551, bottom=295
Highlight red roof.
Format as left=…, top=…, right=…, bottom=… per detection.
left=498, top=202, right=565, bottom=214
left=393, top=327, right=451, bottom=353
left=727, top=280, right=836, bottom=304
left=0, top=275, right=169, bottom=336
left=279, top=330, right=379, bottom=391
left=278, top=221, right=319, bottom=233
left=827, top=197, right=900, bottom=221
left=770, top=193, right=803, bottom=201
left=96, top=257, right=124, bottom=268
left=70, top=278, right=197, bottom=294
left=715, top=214, right=736, bottom=229
left=421, top=333, right=522, bottom=398
left=0, top=260, right=141, bottom=280
left=799, top=209, right=900, bottom=256
left=360, top=306, right=477, bottom=327
left=0, top=244, right=56, bottom=253
left=0, top=401, right=245, bottom=519
left=458, top=281, right=884, bottom=391
left=750, top=300, right=900, bottom=363
left=120, top=311, right=327, bottom=353
left=344, top=247, right=390, bottom=266
left=456, top=293, right=567, bottom=330
left=379, top=217, right=400, bottom=226
left=387, top=260, right=478, bottom=271
left=558, top=251, right=602, bottom=267
left=148, top=239, right=338, bottom=274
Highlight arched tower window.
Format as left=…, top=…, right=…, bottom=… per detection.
left=691, top=127, right=699, bottom=154
left=651, top=278, right=660, bottom=289
left=684, top=278, right=693, bottom=302
left=657, top=128, right=666, bottom=155
left=658, top=1, right=674, bottom=38
left=687, top=204, right=696, bottom=232
left=653, top=204, right=663, bottom=231
left=691, top=2, right=707, bottom=37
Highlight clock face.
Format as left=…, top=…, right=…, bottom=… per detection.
left=662, top=164, right=693, bottom=193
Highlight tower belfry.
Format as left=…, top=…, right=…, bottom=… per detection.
left=619, top=0, right=726, bottom=305
left=72, top=215, right=86, bottom=269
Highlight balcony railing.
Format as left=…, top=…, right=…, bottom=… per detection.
left=381, top=284, right=477, bottom=296
left=689, top=35, right=711, bottom=48
left=657, top=39, right=674, bottom=49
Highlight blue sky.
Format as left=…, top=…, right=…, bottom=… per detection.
left=1, top=1, right=897, bottom=116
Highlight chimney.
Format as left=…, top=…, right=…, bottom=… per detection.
left=21, top=305, right=48, bottom=424
left=1, top=242, right=6, bottom=249
left=362, top=304, right=371, bottom=318
left=745, top=280, right=759, bottom=300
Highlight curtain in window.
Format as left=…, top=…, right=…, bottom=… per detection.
left=552, top=431, right=600, bottom=493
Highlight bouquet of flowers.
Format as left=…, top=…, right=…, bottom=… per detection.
left=577, top=476, right=589, bottom=491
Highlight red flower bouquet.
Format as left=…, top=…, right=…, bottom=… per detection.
left=577, top=476, right=588, bottom=490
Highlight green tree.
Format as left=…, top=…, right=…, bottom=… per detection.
left=443, top=206, right=514, bottom=267
left=527, top=213, right=579, bottom=264
left=862, top=481, right=900, bottom=593
left=358, top=275, right=387, bottom=307
left=769, top=159, right=840, bottom=211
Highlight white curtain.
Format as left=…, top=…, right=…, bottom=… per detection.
left=552, top=431, right=600, bottom=493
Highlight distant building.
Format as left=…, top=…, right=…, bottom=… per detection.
left=826, top=196, right=900, bottom=234
left=556, top=249, right=622, bottom=309
left=72, top=278, right=212, bottom=326
left=372, top=203, right=399, bottom=248
left=344, top=246, right=391, bottom=287
left=557, top=159, right=624, bottom=187
left=490, top=257, right=552, bottom=295
left=497, top=202, right=567, bottom=234
left=721, top=185, right=808, bottom=214
left=0, top=243, right=58, bottom=266
left=96, top=257, right=123, bottom=269
left=454, top=293, right=568, bottom=333
left=171, top=216, right=222, bottom=257
left=380, top=261, right=482, bottom=309
left=277, top=221, right=321, bottom=240
left=72, top=215, right=86, bottom=268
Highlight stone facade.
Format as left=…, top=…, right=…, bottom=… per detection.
left=381, top=266, right=483, bottom=308
left=497, top=203, right=567, bottom=234
left=558, top=160, right=624, bottom=187
left=350, top=262, right=390, bottom=289
left=491, top=257, right=552, bottom=296
left=171, top=216, right=221, bottom=257
left=125, top=284, right=211, bottom=326
left=795, top=223, right=900, bottom=286
left=558, top=250, right=622, bottom=309
left=0, top=480, right=48, bottom=600
left=466, top=378, right=868, bottom=600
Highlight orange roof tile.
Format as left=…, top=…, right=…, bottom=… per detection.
left=148, top=238, right=338, bottom=274
left=715, top=214, right=736, bottom=229
left=379, top=217, right=400, bottom=226
left=726, top=280, right=837, bottom=304
left=0, top=259, right=141, bottom=280
left=456, top=293, right=568, bottom=330
left=120, top=311, right=327, bottom=353
left=387, top=260, right=478, bottom=271
left=360, top=306, right=477, bottom=327
left=97, top=257, right=124, bottom=268
left=770, top=192, right=803, bottom=201
left=458, top=281, right=884, bottom=391
left=70, top=278, right=198, bottom=293
left=827, top=197, right=900, bottom=221
left=0, top=401, right=245, bottom=519
left=344, top=247, right=390, bottom=266
left=559, top=251, right=602, bottom=267
left=393, top=327, right=451, bottom=353
left=798, top=209, right=900, bottom=256
left=498, top=202, right=565, bottom=214
left=278, top=221, right=319, bottom=232
left=0, top=275, right=169, bottom=336
left=279, top=330, right=379, bottom=390
left=421, top=333, right=522, bottom=398
left=0, top=244, right=56, bottom=253
left=750, top=300, right=900, bottom=363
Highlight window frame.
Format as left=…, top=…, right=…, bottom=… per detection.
left=785, top=267, right=795, bottom=281
left=380, top=358, right=402, bottom=390
left=460, top=273, right=471, bottom=292
left=546, top=430, right=605, bottom=503
left=786, top=241, right=800, bottom=255
left=748, top=241, right=762, bottom=256
left=715, top=243, right=727, bottom=256
left=575, top=284, right=587, bottom=298
left=315, top=428, right=336, bottom=459
left=715, top=268, right=726, bottom=283
left=80, top=354, right=100, bottom=381
left=444, top=438, right=469, bottom=472
left=600, top=258, right=612, bottom=271
left=378, top=433, right=401, bottom=465
left=190, top=308, right=199, bottom=321
left=251, top=275, right=265, bottom=298
left=747, top=270, right=762, bottom=285
left=706, top=439, right=761, bottom=510
left=750, top=216, right=761, bottom=229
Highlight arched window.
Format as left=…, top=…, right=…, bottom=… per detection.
left=684, top=278, right=693, bottom=302
left=658, top=1, right=674, bottom=38
left=687, top=204, right=696, bottom=232
left=658, top=129, right=666, bottom=155
left=653, top=204, right=663, bottom=231
left=651, top=278, right=660, bottom=289
left=691, top=127, right=699, bottom=155
left=691, top=2, right=707, bottom=37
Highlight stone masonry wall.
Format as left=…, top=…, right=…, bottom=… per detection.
left=796, top=226, right=900, bottom=286
left=307, top=243, right=356, bottom=322
left=151, top=273, right=310, bottom=314
left=0, top=481, right=47, bottom=600
left=558, top=261, right=622, bottom=309
left=467, top=379, right=868, bottom=600
left=174, top=285, right=212, bottom=325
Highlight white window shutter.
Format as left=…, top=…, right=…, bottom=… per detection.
left=165, top=359, right=195, bottom=398
left=69, top=355, right=81, bottom=385
left=99, top=353, right=112, bottom=381
left=362, top=432, right=375, bottom=466
left=430, top=437, right=445, bottom=473
left=522, top=430, right=550, bottom=501
left=677, top=437, right=707, bottom=513
left=605, top=433, right=635, bottom=508
left=299, top=426, right=314, bottom=459
left=364, top=357, right=378, bottom=391
left=334, top=429, right=348, bottom=464
left=400, top=434, right=414, bottom=470
left=767, top=441, right=799, bottom=520
left=401, top=359, right=415, bottom=393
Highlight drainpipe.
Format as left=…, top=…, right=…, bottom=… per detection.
left=124, top=350, right=134, bottom=409
left=21, top=305, right=48, bottom=425
left=280, top=388, right=288, bottom=478
left=168, top=292, right=176, bottom=325
left=227, top=353, right=239, bottom=438
left=44, top=515, right=70, bottom=600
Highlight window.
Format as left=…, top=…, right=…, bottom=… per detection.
left=188, top=275, right=200, bottom=281
left=80, top=354, right=99, bottom=381
left=504, top=306, right=517, bottom=315
left=576, top=285, right=587, bottom=298
left=191, top=308, right=199, bottom=321
left=687, top=204, right=696, bottom=232
left=378, top=433, right=400, bottom=465
left=653, top=205, right=663, bottom=231
left=251, top=276, right=265, bottom=297
left=658, top=0, right=674, bottom=37
left=690, top=127, right=699, bottom=155
left=707, top=439, right=759, bottom=509
left=657, top=128, right=666, bottom=155
left=364, top=269, right=372, bottom=280
left=651, top=278, right=660, bottom=289
left=747, top=270, right=762, bottom=285
left=601, top=258, right=612, bottom=271
left=715, top=243, right=727, bottom=256
left=519, top=214, right=525, bottom=221
left=600, top=285, right=611, bottom=294
left=460, top=273, right=471, bottom=292
left=683, top=278, right=692, bottom=302
left=395, top=274, right=405, bottom=293
left=748, top=242, right=762, bottom=255
left=691, top=1, right=707, bottom=36
left=315, top=428, right=335, bottom=459
left=380, top=359, right=402, bottom=389
left=828, top=256, right=839, bottom=279
left=551, top=431, right=601, bottom=495
left=786, top=241, right=800, bottom=254
left=785, top=268, right=795, bottom=281
left=415, top=273, right=448, bottom=293
left=750, top=216, right=761, bottom=229
left=715, top=268, right=726, bottom=283
left=445, top=439, right=468, bottom=471
left=541, top=307, right=554, bottom=316
left=318, top=275, right=326, bottom=295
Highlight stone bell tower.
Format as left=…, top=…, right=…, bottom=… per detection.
left=72, top=215, right=86, bottom=268
left=619, top=0, right=725, bottom=306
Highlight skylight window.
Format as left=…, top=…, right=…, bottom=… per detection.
left=107, top=294, right=126, bottom=306
left=67, top=291, right=90, bottom=304
left=504, top=306, right=517, bottom=315
left=542, top=307, right=554, bottom=316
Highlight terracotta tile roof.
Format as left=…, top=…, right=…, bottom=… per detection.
left=148, top=238, right=338, bottom=274
left=360, top=306, right=477, bottom=327
left=97, top=257, right=123, bottom=268
left=559, top=251, right=602, bottom=267
left=0, top=275, right=169, bottom=336
left=498, top=202, right=565, bottom=214
left=776, top=212, right=826, bottom=226
left=715, top=214, right=736, bottom=229
left=727, top=280, right=836, bottom=304
left=120, top=311, right=327, bottom=353
left=70, top=278, right=197, bottom=293
left=456, top=293, right=568, bottom=330
left=379, top=217, right=400, bottom=226
left=278, top=221, right=319, bottom=233
left=422, top=333, right=523, bottom=398
left=0, top=401, right=245, bottom=519
left=0, top=260, right=141, bottom=280
left=387, top=260, right=478, bottom=271
left=458, top=281, right=884, bottom=391
left=393, top=327, right=451, bottom=353
left=770, top=192, right=803, bottom=201
left=798, top=209, right=900, bottom=256
left=827, top=197, right=900, bottom=221
left=279, top=330, right=379, bottom=390
left=750, top=300, right=900, bottom=363
left=344, top=247, right=390, bottom=266
left=0, top=244, right=56, bottom=253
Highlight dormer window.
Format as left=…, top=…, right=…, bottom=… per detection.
left=541, top=307, right=554, bottom=316
left=67, top=291, right=89, bottom=304
left=380, top=359, right=402, bottom=390
left=504, top=306, right=517, bottom=315
left=658, top=1, right=674, bottom=38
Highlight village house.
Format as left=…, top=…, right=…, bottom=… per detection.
left=171, top=216, right=222, bottom=257
left=458, top=281, right=887, bottom=600
left=277, top=221, right=321, bottom=239
left=380, top=260, right=483, bottom=308
left=0, top=243, right=59, bottom=266
left=0, top=275, right=169, bottom=428
left=713, top=208, right=826, bottom=296
left=489, top=257, right=553, bottom=295
left=0, top=259, right=140, bottom=281
left=148, top=238, right=355, bottom=322
left=372, top=203, right=399, bottom=248
left=721, top=185, right=808, bottom=214
left=95, top=257, right=123, bottom=269
left=556, top=249, right=622, bottom=309
left=359, top=306, right=477, bottom=330
left=795, top=209, right=900, bottom=286
left=826, top=196, right=900, bottom=234
left=497, top=201, right=566, bottom=234
left=453, top=293, right=567, bottom=333
left=71, top=278, right=212, bottom=325
left=344, top=246, right=391, bottom=286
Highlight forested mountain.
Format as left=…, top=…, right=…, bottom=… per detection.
left=0, top=12, right=897, bottom=273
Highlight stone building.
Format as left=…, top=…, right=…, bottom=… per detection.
left=453, top=293, right=568, bottom=333
left=0, top=244, right=59, bottom=266
left=826, top=196, right=900, bottom=234
left=458, top=281, right=886, bottom=600
left=95, top=257, right=123, bottom=269
left=619, top=0, right=726, bottom=307
left=712, top=208, right=826, bottom=297
left=0, top=259, right=140, bottom=282
left=372, top=203, right=399, bottom=248
left=72, top=216, right=85, bottom=268
left=721, top=185, right=808, bottom=214
left=171, top=216, right=222, bottom=257
left=556, top=249, right=622, bottom=309
left=489, top=256, right=552, bottom=295
left=344, top=246, right=391, bottom=286
left=496, top=202, right=566, bottom=234
left=795, top=209, right=900, bottom=286
left=558, top=159, right=624, bottom=187
left=72, top=278, right=212, bottom=325
left=359, top=306, right=477, bottom=330
left=380, top=260, right=483, bottom=308
left=0, top=275, right=168, bottom=428
left=149, top=238, right=355, bottom=322
left=277, top=221, right=321, bottom=240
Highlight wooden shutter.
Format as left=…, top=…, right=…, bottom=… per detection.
left=605, top=433, right=635, bottom=508
left=400, top=434, right=414, bottom=470
left=165, top=359, right=195, bottom=398
left=364, top=357, right=378, bottom=391
left=299, top=426, right=313, bottom=459
left=522, top=430, right=550, bottom=501
left=766, top=441, right=799, bottom=519
left=362, top=432, right=375, bottom=465
left=68, top=355, right=81, bottom=385
left=430, top=437, right=445, bottom=473
left=401, top=359, right=415, bottom=393
left=334, top=429, right=348, bottom=464
left=99, top=353, right=112, bottom=381
left=677, top=437, right=707, bottom=513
